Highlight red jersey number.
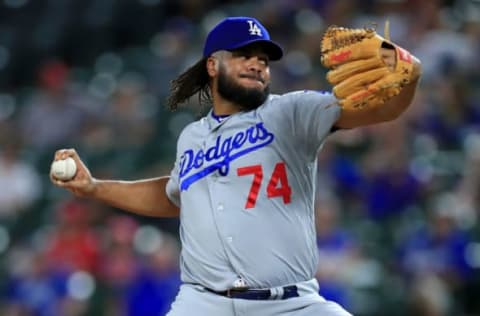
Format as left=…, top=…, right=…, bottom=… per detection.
left=237, top=162, right=292, bottom=209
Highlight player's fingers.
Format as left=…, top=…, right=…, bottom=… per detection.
left=51, top=148, right=86, bottom=180
left=51, top=177, right=71, bottom=188
left=54, top=148, right=78, bottom=161
left=52, top=176, right=86, bottom=191
left=380, top=47, right=396, bottom=70
left=55, top=149, right=88, bottom=174
left=50, top=170, right=77, bottom=184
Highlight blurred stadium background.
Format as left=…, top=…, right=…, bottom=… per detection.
left=0, top=0, right=479, bottom=315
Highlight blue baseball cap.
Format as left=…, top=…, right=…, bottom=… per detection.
left=203, top=17, right=283, bottom=61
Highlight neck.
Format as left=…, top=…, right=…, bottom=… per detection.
left=211, top=91, right=242, bottom=115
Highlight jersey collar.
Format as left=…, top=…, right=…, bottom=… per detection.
left=211, top=111, right=231, bottom=123
left=204, top=109, right=233, bottom=130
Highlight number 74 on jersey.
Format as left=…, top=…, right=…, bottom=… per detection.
left=237, top=162, right=292, bottom=209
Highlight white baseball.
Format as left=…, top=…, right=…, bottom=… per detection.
left=51, top=157, right=77, bottom=180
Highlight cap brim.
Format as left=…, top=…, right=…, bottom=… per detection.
left=228, top=39, right=283, bottom=61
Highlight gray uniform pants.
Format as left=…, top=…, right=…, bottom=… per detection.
left=166, top=279, right=353, bottom=316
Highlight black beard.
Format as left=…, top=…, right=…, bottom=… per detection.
left=217, top=66, right=270, bottom=111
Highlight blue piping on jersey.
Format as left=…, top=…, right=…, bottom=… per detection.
left=179, top=122, right=274, bottom=191
left=211, top=111, right=230, bottom=122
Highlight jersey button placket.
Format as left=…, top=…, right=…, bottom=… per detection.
left=205, top=126, right=236, bottom=265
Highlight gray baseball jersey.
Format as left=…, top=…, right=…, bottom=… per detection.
left=166, top=90, right=340, bottom=291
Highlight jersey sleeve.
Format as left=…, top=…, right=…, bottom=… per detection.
left=279, top=90, right=341, bottom=157
left=166, top=162, right=181, bottom=208
left=165, top=131, right=187, bottom=208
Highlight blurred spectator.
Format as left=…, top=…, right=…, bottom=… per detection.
left=361, top=122, right=423, bottom=220
left=44, top=199, right=101, bottom=274
left=126, top=231, right=181, bottom=316
left=408, top=0, right=478, bottom=81
left=412, top=76, right=478, bottom=149
left=18, top=60, right=94, bottom=154
left=98, top=215, right=139, bottom=316
left=105, top=77, right=155, bottom=149
left=396, top=195, right=475, bottom=316
left=455, top=132, right=480, bottom=228
left=0, top=141, right=42, bottom=224
left=315, top=197, right=359, bottom=310
left=4, top=246, right=69, bottom=316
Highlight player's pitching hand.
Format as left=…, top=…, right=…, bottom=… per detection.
left=50, top=148, right=97, bottom=197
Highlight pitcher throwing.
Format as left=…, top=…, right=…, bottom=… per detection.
left=51, top=16, right=421, bottom=316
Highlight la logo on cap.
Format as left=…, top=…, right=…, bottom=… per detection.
left=202, top=17, right=283, bottom=60
left=247, top=20, right=262, bottom=36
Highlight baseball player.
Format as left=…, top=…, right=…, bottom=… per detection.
left=51, top=16, right=421, bottom=316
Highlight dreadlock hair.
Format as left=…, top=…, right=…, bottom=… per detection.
left=166, top=57, right=212, bottom=111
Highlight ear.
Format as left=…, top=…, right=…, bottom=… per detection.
left=206, top=57, right=218, bottom=77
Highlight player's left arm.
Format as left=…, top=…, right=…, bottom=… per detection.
left=334, top=52, right=422, bottom=129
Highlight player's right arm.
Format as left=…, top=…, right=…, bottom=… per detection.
left=50, top=149, right=180, bottom=218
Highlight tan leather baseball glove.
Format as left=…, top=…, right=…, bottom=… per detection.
left=321, top=22, right=415, bottom=110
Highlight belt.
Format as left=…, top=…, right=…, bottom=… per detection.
left=204, top=285, right=299, bottom=300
